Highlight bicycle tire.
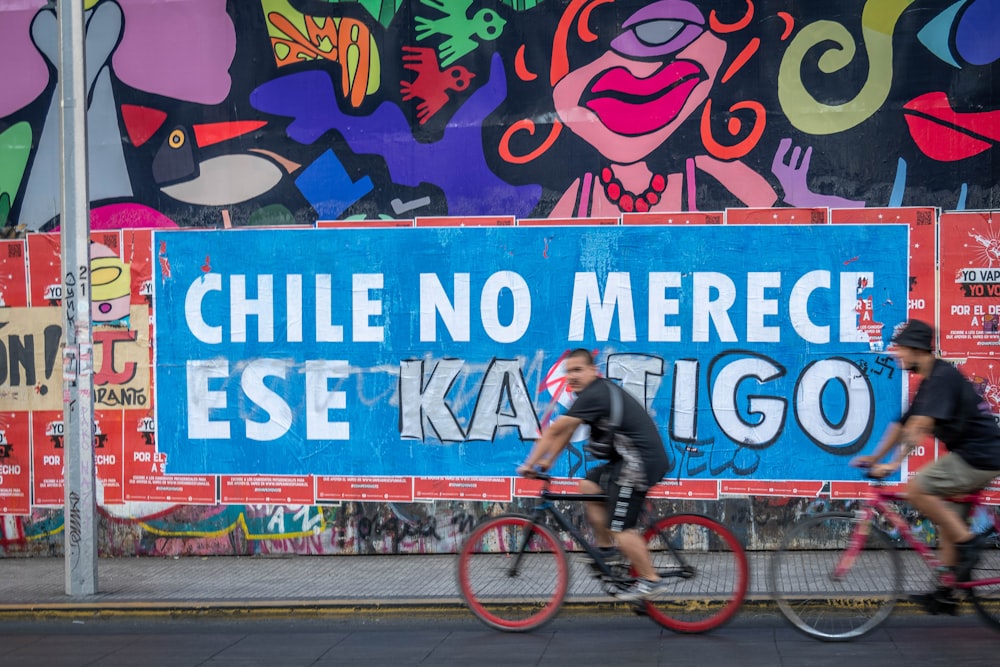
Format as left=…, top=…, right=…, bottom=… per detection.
left=457, top=514, right=569, bottom=632
left=769, top=512, right=901, bottom=641
left=968, top=530, right=1000, bottom=631
left=640, top=513, right=749, bottom=633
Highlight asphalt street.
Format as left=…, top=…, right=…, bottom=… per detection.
left=0, top=610, right=997, bottom=667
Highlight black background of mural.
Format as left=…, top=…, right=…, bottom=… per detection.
left=1, top=0, right=997, bottom=231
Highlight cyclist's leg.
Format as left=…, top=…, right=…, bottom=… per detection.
left=605, top=478, right=656, bottom=580
left=910, top=454, right=995, bottom=566
left=583, top=464, right=614, bottom=549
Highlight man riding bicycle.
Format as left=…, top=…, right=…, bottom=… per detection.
left=518, top=348, right=670, bottom=601
left=853, top=320, right=1000, bottom=613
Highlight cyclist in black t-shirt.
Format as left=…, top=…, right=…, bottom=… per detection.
left=853, top=320, right=1000, bottom=613
left=519, top=348, right=670, bottom=601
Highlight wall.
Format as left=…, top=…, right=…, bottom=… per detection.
left=0, top=0, right=998, bottom=556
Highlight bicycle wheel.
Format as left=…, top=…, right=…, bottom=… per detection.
left=769, top=512, right=901, bottom=641
left=457, top=514, right=569, bottom=632
left=968, top=530, right=1000, bottom=630
left=640, top=513, right=749, bottom=633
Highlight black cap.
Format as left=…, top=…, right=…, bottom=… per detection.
left=891, top=320, right=934, bottom=351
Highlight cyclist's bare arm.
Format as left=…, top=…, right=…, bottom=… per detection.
left=868, top=416, right=934, bottom=478
left=519, top=414, right=582, bottom=475
left=852, top=422, right=901, bottom=469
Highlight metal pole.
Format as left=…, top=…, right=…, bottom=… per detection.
left=59, top=0, right=97, bottom=596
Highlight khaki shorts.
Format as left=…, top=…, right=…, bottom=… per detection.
left=914, top=452, right=1000, bottom=498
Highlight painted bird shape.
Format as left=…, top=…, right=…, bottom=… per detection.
left=414, top=0, right=506, bottom=67
left=400, top=46, right=475, bottom=124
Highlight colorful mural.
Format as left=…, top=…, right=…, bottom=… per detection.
left=1, top=0, right=998, bottom=557
left=0, top=0, right=996, bottom=235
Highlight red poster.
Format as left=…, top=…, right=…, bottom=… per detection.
left=0, top=412, right=31, bottom=514
left=903, top=433, right=937, bottom=481
left=415, top=216, right=515, bottom=227
left=954, top=356, right=1000, bottom=421
left=30, top=410, right=64, bottom=506
left=121, top=229, right=154, bottom=309
left=315, top=476, right=414, bottom=502
left=91, top=230, right=122, bottom=256
left=122, top=412, right=216, bottom=503
left=26, top=231, right=124, bottom=307
left=725, top=208, right=828, bottom=225
left=220, top=475, right=314, bottom=504
left=0, top=240, right=28, bottom=307
left=647, top=479, right=720, bottom=499
left=317, top=219, right=413, bottom=228
left=939, top=211, right=1000, bottom=357
left=28, top=410, right=126, bottom=506
left=123, top=409, right=157, bottom=455
left=25, top=233, right=61, bottom=306
left=621, top=211, right=722, bottom=225
left=512, top=476, right=581, bottom=497
left=517, top=217, right=619, bottom=226
left=981, top=481, right=1000, bottom=506
left=719, top=480, right=824, bottom=497
left=93, top=409, right=124, bottom=505
left=832, top=207, right=936, bottom=327
left=829, top=480, right=900, bottom=499
left=414, top=477, right=512, bottom=501
left=121, top=229, right=156, bottom=386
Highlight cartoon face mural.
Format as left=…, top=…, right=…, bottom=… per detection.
left=553, top=1, right=729, bottom=163
left=545, top=0, right=768, bottom=215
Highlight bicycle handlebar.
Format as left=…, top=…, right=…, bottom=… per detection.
left=850, top=458, right=892, bottom=482
left=518, top=466, right=552, bottom=482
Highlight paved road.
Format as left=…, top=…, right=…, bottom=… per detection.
left=1, top=611, right=997, bottom=667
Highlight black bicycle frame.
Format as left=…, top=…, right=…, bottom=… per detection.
left=508, top=488, right=616, bottom=577
left=511, top=487, right=695, bottom=582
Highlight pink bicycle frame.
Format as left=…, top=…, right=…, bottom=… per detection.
left=836, top=483, right=1000, bottom=589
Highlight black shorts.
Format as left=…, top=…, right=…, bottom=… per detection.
left=585, top=461, right=647, bottom=532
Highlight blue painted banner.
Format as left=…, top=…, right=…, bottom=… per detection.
left=153, top=225, right=909, bottom=479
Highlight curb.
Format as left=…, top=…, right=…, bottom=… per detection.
left=0, top=597, right=938, bottom=621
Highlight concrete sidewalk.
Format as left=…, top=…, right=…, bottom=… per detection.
left=0, top=551, right=937, bottom=615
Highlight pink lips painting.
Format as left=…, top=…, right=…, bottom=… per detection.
left=903, top=91, right=999, bottom=161
left=584, top=60, right=705, bottom=136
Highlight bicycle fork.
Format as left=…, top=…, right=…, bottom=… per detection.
left=832, top=508, right=877, bottom=580
left=507, top=512, right=549, bottom=577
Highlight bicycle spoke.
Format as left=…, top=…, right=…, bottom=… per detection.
left=641, top=514, right=748, bottom=633
left=457, top=515, right=568, bottom=632
left=769, top=512, right=900, bottom=641
left=969, top=530, right=1000, bottom=630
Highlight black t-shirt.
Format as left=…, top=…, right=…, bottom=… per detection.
left=904, top=359, right=1000, bottom=470
left=566, top=377, right=670, bottom=486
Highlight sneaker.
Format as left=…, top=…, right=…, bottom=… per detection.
left=616, top=578, right=670, bottom=602
left=955, top=533, right=986, bottom=582
left=909, top=587, right=959, bottom=616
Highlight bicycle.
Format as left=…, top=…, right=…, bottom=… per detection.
left=768, top=473, right=1000, bottom=641
left=456, top=472, right=748, bottom=633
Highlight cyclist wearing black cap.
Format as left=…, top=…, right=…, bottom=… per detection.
left=853, top=319, right=1000, bottom=613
